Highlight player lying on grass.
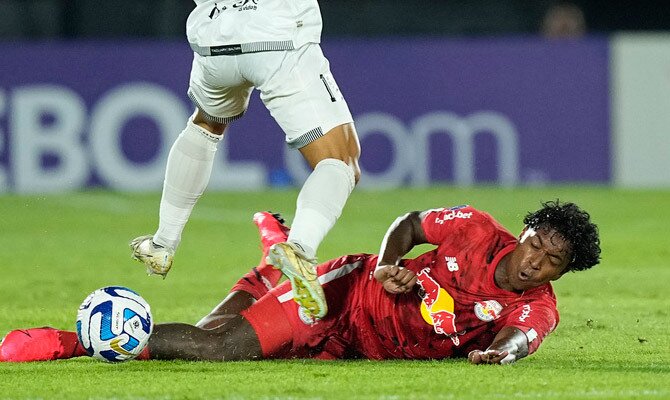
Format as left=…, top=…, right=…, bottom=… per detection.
left=0, top=201, right=600, bottom=364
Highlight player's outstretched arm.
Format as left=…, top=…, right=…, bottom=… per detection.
left=467, top=326, right=530, bottom=365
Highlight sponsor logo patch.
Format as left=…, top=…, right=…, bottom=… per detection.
left=518, top=304, right=532, bottom=322
left=233, top=0, right=258, bottom=11
left=445, top=256, right=459, bottom=272
left=474, top=300, right=503, bottom=322
left=434, top=209, right=473, bottom=225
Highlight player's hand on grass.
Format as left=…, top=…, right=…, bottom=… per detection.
left=374, top=265, right=417, bottom=294
left=467, top=349, right=511, bottom=365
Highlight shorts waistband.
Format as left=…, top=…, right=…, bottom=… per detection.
left=190, top=40, right=295, bottom=56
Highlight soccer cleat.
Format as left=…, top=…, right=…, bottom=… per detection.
left=266, top=242, right=327, bottom=319
left=253, top=211, right=290, bottom=248
left=130, top=235, right=174, bottom=278
left=0, top=327, right=62, bottom=362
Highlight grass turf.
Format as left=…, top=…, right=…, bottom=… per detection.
left=0, top=187, right=668, bottom=399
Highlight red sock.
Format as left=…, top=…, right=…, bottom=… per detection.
left=230, top=265, right=277, bottom=300
left=231, top=212, right=289, bottom=298
left=252, top=211, right=289, bottom=288
left=136, top=346, right=150, bottom=360
left=57, top=330, right=88, bottom=358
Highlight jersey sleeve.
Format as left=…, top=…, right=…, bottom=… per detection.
left=501, top=296, right=559, bottom=355
left=420, top=205, right=489, bottom=245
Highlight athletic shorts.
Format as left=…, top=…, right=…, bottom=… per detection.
left=187, top=43, right=354, bottom=149
left=240, top=253, right=376, bottom=359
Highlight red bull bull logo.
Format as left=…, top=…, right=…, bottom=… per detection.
left=474, top=300, right=503, bottom=322
left=416, top=268, right=461, bottom=345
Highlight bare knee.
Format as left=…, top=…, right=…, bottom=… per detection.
left=300, top=122, right=362, bottom=184
left=192, top=108, right=227, bottom=136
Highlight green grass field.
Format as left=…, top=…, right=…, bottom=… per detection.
left=0, top=187, right=669, bottom=399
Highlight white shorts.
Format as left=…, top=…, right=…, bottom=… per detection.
left=188, top=43, right=354, bottom=149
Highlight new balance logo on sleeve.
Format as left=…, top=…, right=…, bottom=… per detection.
left=445, top=257, right=459, bottom=272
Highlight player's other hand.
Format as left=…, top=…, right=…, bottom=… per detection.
left=374, top=265, right=417, bottom=294
left=467, top=349, right=511, bottom=365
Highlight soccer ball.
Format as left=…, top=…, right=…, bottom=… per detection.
left=76, top=286, right=153, bottom=362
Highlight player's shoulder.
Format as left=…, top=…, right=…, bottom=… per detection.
left=524, top=282, right=558, bottom=304
left=419, top=205, right=494, bottom=225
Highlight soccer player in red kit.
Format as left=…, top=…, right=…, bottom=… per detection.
left=1, top=201, right=600, bottom=364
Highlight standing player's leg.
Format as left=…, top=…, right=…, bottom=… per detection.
left=267, top=123, right=359, bottom=318
left=130, top=110, right=226, bottom=277
left=290, top=121, right=361, bottom=252
left=254, top=44, right=361, bottom=319
left=130, top=53, right=252, bottom=277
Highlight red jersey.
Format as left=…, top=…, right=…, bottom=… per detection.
left=257, top=206, right=559, bottom=360
left=348, top=205, right=559, bottom=359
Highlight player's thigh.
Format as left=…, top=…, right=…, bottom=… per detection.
left=244, top=44, right=355, bottom=151
left=188, top=53, right=254, bottom=123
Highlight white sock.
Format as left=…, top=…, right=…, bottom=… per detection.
left=153, top=119, right=220, bottom=250
left=288, top=158, right=356, bottom=258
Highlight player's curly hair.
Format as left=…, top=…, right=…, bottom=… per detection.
left=524, top=200, right=601, bottom=272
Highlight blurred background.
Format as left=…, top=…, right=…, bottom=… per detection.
left=1, top=0, right=669, bottom=192
left=2, top=0, right=670, bottom=38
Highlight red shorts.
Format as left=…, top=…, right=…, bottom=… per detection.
left=240, top=253, right=377, bottom=359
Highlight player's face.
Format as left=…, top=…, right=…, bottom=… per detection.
left=506, top=226, right=571, bottom=291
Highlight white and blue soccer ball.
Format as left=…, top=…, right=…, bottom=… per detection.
left=76, top=286, right=153, bottom=362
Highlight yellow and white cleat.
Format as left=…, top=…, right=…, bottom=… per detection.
left=130, top=235, right=174, bottom=278
left=266, top=242, right=327, bottom=319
